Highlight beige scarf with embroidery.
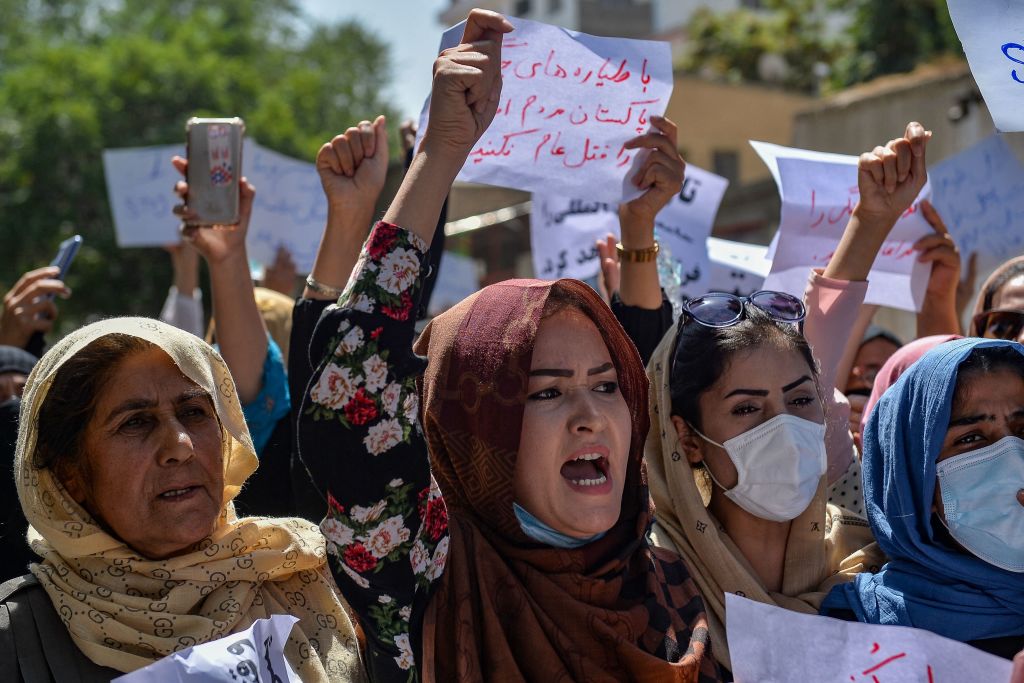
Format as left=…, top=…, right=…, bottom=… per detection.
left=644, top=330, right=885, bottom=671
left=15, top=317, right=365, bottom=680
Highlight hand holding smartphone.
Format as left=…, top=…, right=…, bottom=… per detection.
left=185, top=117, right=245, bottom=226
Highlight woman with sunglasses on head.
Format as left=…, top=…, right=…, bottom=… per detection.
left=611, top=124, right=935, bottom=674
left=972, top=256, right=1024, bottom=343
left=295, top=10, right=721, bottom=682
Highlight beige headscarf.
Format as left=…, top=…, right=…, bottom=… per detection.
left=644, top=330, right=884, bottom=670
left=14, top=317, right=365, bottom=680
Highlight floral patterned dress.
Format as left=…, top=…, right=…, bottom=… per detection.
left=297, top=222, right=448, bottom=683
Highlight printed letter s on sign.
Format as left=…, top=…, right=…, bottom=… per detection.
left=1001, top=43, right=1024, bottom=83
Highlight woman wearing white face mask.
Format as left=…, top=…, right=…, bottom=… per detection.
left=821, top=339, right=1024, bottom=659
left=612, top=123, right=936, bottom=674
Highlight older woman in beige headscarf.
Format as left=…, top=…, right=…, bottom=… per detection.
left=0, top=317, right=364, bottom=681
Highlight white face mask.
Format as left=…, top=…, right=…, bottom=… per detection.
left=692, top=414, right=826, bottom=522
left=937, top=435, right=1024, bottom=572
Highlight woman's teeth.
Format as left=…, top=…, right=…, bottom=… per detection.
left=570, top=474, right=608, bottom=487
left=160, top=487, right=192, bottom=498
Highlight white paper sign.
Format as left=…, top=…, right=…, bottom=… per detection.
left=948, top=0, right=1024, bottom=132
left=113, top=614, right=300, bottom=683
left=752, top=142, right=933, bottom=311
left=706, top=236, right=770, bottom=296
left=102, top=141, right=327, bottom=272
left=929, top=134, right=1024, bottom=278
left=726, top=593, right=1011, bottom=683
left=103, top=144, right=185, bottom=248
left=244, top=142, right=327, bottom=273
left=530, top=165, right=728, bottom=296
left=418, top=16, right=673, bottom=201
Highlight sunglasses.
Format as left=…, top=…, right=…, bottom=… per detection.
left=670, top=290, right=806, bottom=372
left=973, top=309, right=1024, bottom=341
left=681, top=290, right=805, bottom=328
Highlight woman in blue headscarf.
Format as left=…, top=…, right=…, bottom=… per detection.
left=821, top=337, right=1024, bottom=658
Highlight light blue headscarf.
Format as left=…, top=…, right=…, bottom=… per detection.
left=822, top=338, right=1024, bottom=641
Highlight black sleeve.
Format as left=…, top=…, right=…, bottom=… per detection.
left=610, top=290, right=673, bottom=366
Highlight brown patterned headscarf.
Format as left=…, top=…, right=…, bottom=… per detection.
left=414, top=279, right=720, bottom=683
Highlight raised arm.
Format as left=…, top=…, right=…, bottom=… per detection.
left=305, top=116, right=390, bottom=301
left=296, top=12, right=510, bottom=678
left=812, top=122, right=930, bottom=482
left=913, top=200, right=963, bottom=337
left=172, top=158, right=268, bottom=404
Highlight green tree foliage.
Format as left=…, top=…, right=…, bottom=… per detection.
left=682, top=0, right=963, bottom=94
left=833, top=0, right=962, bottom=87
left=682, top=0, right=843, bottom=94
left=0, top=0, right=395, bottom=335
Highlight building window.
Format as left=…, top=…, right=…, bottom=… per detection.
left=713, top=150, right=740, bottom=184
left=515, top=0, right=532, bottom=15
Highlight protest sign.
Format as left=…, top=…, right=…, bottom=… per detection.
left=530, top=165, right=727, bottom=296
left=103, top=144, right=184, bottom=248
left=929, top=134, right=1024, bottom=279
left=947, top=0, right=1024, bottom=132
left=103, top=141, right=326, bottom=272
left=114, top=615, right=300, bottom=683
left=418, top=16, right=673, bottom=201
left=726, top=593, right=1011, bottom=682
left=752, top=141, right=933, bottom=311
left=706, top=237, right=770, bottom=296
left=244, top=142, right=327, bottom=273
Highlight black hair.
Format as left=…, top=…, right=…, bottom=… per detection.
left=34, top=334, right=154, bottom=478
left=952, top=345, right=1024, bottom=415
left=668, top=305, right=818, bottom=429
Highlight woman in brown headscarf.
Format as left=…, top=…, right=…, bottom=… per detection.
left=295, top=9, right=720, bottom=682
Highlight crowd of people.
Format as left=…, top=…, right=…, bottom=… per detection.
left=1, top=8, right=1023, bottom=682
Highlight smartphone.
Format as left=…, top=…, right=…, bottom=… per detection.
left=185, top=117, right=245, bottom=225
left=50, top=235, right=82, bottom=281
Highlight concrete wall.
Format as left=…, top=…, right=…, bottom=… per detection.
left=793, top=62, right=997, bottom=166
left=666, top=75, right=814, bottom=186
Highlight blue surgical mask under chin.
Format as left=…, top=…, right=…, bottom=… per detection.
left=512, top=502, right=606, bottom=549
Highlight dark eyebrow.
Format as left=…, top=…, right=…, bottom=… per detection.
left=103, top=388, right=211, bottom=425
left=948, top=413, right=994, bottom=428
left=782, top=375, right=813, bottom=393
left=529, top=362, right=615, bottom=378
left=724, top=388, right=769, bottom=398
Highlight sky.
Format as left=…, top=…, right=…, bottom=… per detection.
left=300, top=0, right=450, bottom=120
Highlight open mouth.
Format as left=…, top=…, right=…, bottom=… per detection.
left=560, top=450, right=611, bottom=490
left=157, top=485, right=201, bottom=502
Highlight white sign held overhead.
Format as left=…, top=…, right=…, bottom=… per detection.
left=530, top=165, right=728, bottom=297
left=753, top=142, right=933, bottom=311
left=113, top=615, right=301, bottom=683
left=103, top=144, right=185, bottom=248
left=947, top=0, right=1024, bottom=132
left=706, top=237, right=771, bottom=296
left=726, top=593, right=1011, bottom=682
left=103, top=141, right=327, bottom=272
left=244, top=142, right=326, bottom=273
left=929, top=134, right=1024, bottom=279
left=418, top=16, right=673, bottom=201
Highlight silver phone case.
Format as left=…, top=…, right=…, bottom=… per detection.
left=185, top=117, right=245, bottom=226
